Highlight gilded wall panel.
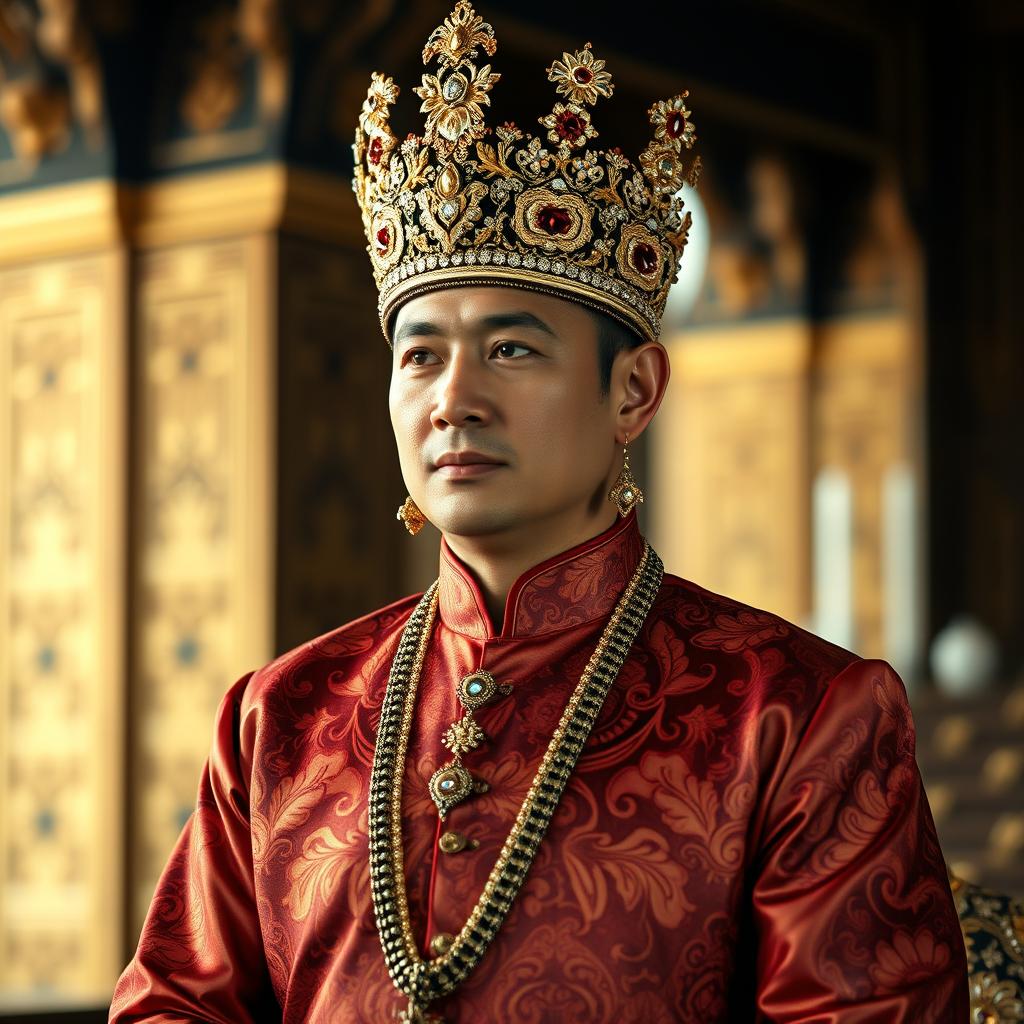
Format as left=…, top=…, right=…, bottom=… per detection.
left=813, top=313, right=918, bottom=662
left=132, top=238, right=274, bottom=932
left=652, top=322, right=811, bottom=626
left=0, top=254, right=125, bottom=997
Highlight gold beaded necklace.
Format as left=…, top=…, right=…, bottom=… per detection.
left=368, top=541, right=664, bottom=1023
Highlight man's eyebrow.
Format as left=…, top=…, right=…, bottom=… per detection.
left=479, top=312, right=558, bottom=338
left=393, top=320, right=445, bottom=346
left=393, top=311, right=559, bottom=347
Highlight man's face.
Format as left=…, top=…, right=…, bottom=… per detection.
left=389, top=286, right=619, bottom=539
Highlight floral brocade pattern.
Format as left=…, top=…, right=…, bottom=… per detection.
left=111, top=511, right=970, bottom=1022
left=438, top=511, right=646, bottom=640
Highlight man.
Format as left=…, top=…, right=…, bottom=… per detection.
left=110, top=3, right=969, bottom=1021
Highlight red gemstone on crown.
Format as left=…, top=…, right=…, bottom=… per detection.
left=632, top=242, right=658, bottom=275
left=368, top=136, right=384, bottom=165
left=555, top=110, right=586, bottom=141
left=573, top=67, right=594, bottom=84
left=376, top=226, right=391, bottom=250
left=536, top=205, right=573, bottom=235
left=666, top=112, right=687, bottom=139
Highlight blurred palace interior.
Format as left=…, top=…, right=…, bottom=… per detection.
left=0, top=0, right=1021, bottom=1015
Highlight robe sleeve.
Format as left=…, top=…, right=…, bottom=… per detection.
left=109, top=671, right=280, bottom=1023
left=751, top=657, right=969, bottom=1022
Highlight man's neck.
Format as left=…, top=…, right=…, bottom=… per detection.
left=442, top=506, right=621, bottom=631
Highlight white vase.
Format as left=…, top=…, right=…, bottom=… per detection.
left=929, top=614, right=999, bottom=697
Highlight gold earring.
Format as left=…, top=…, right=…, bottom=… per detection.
left=608, top=433, right=644, bottom=517
left=397, top=496, right=427, bottom=535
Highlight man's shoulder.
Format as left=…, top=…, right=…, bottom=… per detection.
left=646, top=574, right=904, bottom=757
left=652, top=570, right=862, bottom=686
left=241, top=591, right=424, bottom=709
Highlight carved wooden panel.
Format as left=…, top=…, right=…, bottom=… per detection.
left=131, top=238, right=274, bottom=932
left=0, top=253, right=125, bottom=997
left=652, top=321, right=811, bottom=626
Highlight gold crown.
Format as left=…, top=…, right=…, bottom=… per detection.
left=352, top=1, right=701, bottom=345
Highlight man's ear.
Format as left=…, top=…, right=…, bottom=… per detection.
left=612, top=341, right=670, bottom=443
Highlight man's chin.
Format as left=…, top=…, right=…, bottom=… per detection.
left=425, top=498, right=527, bottom=539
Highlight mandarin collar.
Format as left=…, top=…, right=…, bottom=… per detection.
left=437, top=510, right=646, bottom=640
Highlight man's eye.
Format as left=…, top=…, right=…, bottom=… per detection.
left=405, top=349, right=436, bottom=366
left=493, top=341, right=532, bottom=358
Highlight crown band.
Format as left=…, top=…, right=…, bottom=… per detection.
left=379, top=253, right=661, bottom=345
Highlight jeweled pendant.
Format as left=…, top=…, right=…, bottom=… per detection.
left=608, top=435, right=644, bottom=518
left=429, top=762, right=485, bottom=818
left=456, top=670, right=512, bottom=712
left=609, top=464, right=644, bottom=516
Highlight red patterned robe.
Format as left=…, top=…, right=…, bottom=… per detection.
left=110, top=510, right=968, bottom=1022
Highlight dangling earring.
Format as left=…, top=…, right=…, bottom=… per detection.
left=608, top=433, right=644, bottom=517
left=397, top=496, right=427, bottom=535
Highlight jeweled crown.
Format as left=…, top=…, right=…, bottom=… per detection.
left=352, top=1, right=700, bottom=345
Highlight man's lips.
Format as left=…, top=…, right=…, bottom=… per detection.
left=432, top=451, right=507, bottom=477
left=433, top=451, right=506, bottom=469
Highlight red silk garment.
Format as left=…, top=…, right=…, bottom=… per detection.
left=110, top=510, right=969, bottom=1022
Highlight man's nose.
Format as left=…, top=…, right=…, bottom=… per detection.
left=431, top=350, right=491, bottom=428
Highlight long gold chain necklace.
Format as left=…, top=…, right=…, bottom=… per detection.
left=368, top=540, right=664, bottom=1023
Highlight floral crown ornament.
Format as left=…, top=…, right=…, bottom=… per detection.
left=352, top=1, right=701, bottom=346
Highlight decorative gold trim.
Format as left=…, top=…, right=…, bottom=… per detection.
left=512, top=187, right=593, bottom=252
left=370, top=206, right=405, bottom=275
left=616, top=222, right=665, bottom=292
left=129, top=165, right=362, bottom=248
left=0, top=180, right=127, bottom=266
left=0, top=164, right=361, bottom=266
